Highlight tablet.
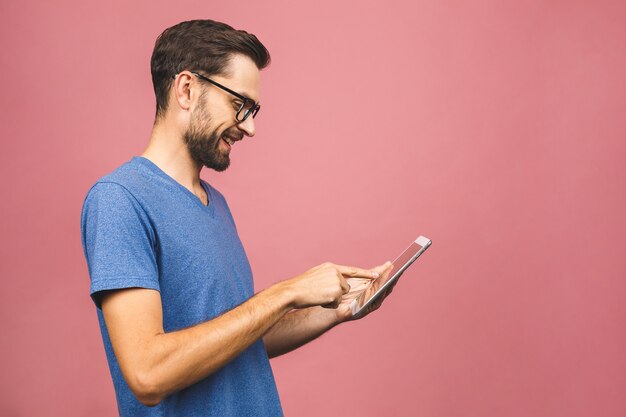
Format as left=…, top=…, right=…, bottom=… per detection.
left=350, top=236, right=432, bottom=318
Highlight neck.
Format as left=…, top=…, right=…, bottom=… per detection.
left=141, top=119, right=203, bottom=191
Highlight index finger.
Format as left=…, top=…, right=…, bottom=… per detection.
left=335, top=264, right=380, bottom=279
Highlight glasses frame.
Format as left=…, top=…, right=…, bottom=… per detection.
left=172, top=72, right=260, bottom=122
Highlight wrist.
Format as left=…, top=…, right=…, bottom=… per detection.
left=269, top=279, right=299, bottom=311
left=335, top=306, right=354, bottom=324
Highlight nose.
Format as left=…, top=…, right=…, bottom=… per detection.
left=237, top=116, right=256, bottom=137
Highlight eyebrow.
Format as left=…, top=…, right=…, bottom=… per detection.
left=191, top=72, right=259, bottom=103
left=239, top=91, right=259, bottom=103
left=219, top=86, right=257, bottom=103
left=234, top=91, right=256, bottom=102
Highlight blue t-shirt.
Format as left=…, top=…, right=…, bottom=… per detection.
left=80, top=156, right=283, bottom=417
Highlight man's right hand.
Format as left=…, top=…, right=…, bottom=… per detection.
left=283, top=262, right=380, bottom=309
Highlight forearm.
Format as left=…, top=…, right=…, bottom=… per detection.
left=134, top=283, right=293, bottom=404
left=263, top=306, right=342, bottom=358
left=105, top=261, right=373, bottom=406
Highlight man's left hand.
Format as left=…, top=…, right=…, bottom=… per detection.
left=335, top=262, right=398, bottom=322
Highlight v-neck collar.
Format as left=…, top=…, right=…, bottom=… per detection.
left=132, top=156, right=215, bottom=214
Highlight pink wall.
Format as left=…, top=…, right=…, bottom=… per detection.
left=2, top=1, right=626, bottom=416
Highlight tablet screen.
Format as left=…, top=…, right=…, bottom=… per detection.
left=351, top=236, right=431, bottom=316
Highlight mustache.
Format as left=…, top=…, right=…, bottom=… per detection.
left=222, top=129, right=243, bottom=141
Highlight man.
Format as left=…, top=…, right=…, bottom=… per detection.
left=81, top=19, right=395, bottom=416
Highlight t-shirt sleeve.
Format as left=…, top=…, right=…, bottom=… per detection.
left=81, top=181, right=159, bottom=309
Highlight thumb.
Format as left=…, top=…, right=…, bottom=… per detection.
left=372, top=261, right=393, bottom=274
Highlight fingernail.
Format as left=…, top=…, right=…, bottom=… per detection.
left=372, top=271, right=380, bottom=278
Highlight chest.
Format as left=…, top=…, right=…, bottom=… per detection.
left=148, top=204, right=254, bottom=329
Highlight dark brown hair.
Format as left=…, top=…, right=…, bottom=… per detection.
left=150, top=19, right=271, bottom=119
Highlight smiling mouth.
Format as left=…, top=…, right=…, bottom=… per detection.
left=220, top=132, right=242, bottom=149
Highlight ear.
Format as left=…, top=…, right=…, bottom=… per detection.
left=171, top=71, right=196, bottom=112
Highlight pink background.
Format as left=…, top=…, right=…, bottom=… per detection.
left=2, top=1, right=626, bottom=416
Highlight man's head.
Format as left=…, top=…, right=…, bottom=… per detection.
left=150, top=20, right=270, bottom=171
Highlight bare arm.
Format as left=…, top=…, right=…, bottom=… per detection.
left=263, top=263, right=391, bottom=358
left=263, top=306, right=341, bottom=358
left=102, top=284, right=292, bottom=406
left=263, top=262, right=393, bottom=358
left=101, top=262, right=372, bottom=406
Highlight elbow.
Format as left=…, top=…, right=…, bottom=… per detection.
left=130, top=371, right=164, bottom=407
left=137, top=393, right=162, bottom=408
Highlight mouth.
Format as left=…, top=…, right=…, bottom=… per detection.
left=220, top=133, right=242, bottom=150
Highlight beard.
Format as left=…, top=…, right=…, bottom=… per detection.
left=183, top=97, right=231, bottom=172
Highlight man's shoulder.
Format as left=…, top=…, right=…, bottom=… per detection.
left=86, top=157, right=156, bottom=200
left=97, top=157, right=150, bottom=187
left=81, top=159, right=158, bottom=242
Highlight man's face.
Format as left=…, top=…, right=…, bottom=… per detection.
left=183, top=54, right=260, bottom=171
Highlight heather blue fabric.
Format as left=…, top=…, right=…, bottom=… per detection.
left=80, top=156, right=283, bottom=417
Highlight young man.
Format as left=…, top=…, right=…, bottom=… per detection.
left=81, top=19, right=395, bottom=416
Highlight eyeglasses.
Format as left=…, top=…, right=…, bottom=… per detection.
left=173, top=72, right=260, bottom=122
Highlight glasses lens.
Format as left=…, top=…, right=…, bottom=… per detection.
left=237, top=100, right=259, bottom=122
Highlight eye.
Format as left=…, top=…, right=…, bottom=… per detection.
left=233, top=100, right=243, bottom=109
